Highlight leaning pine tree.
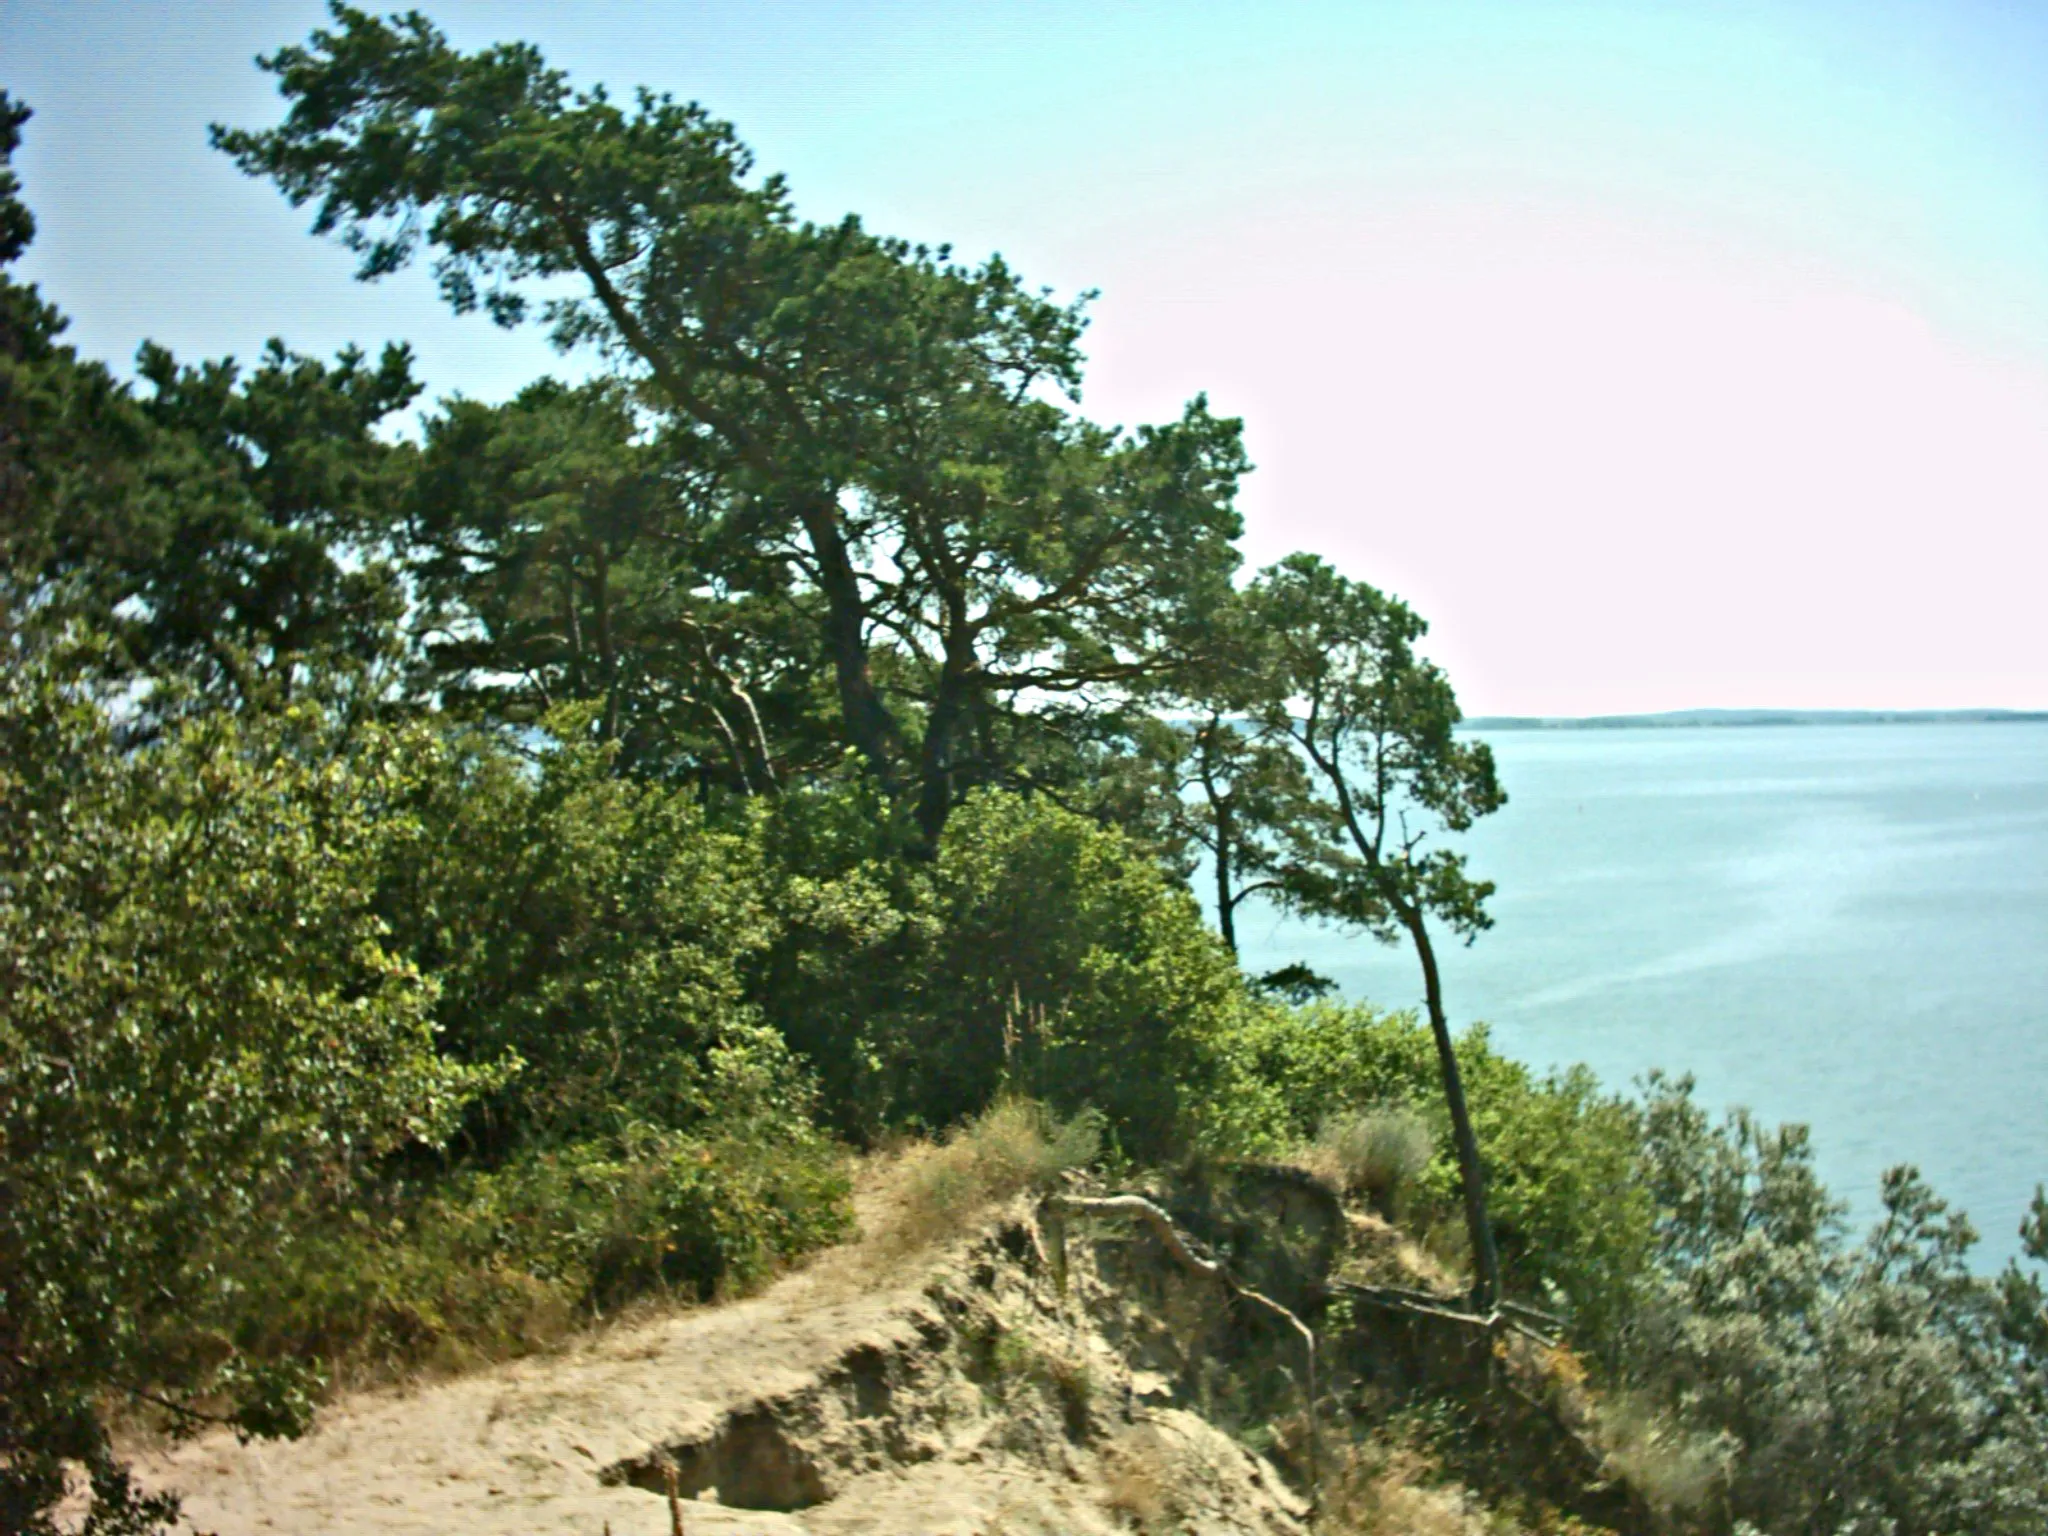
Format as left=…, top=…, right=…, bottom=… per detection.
left=1241, top=555, right=1509, bottom=1308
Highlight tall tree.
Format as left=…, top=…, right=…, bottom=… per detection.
left=1139, top=708, right=1321, bottom=956
left=1, top=95, right=167, bottom=645
left=2, top=115, right=419, bottom=720
left=406, top=378, right=808, bottom=790
left=216, top=5, right=1247, bottom=836
left=122, top=337, right=420, bottom=710
left=1245, top=554, right=1509, bottom=1307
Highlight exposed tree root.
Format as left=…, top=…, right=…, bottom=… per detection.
left=1039, top=1192, right=1322, bottom=1498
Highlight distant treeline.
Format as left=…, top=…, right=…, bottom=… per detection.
left=1466, top=707, right=2048, bottom=729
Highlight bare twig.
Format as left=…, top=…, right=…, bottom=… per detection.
left=1330, top=1279, right=1562, bottom=1348
left=662, top=1458, right=684, bottom=1536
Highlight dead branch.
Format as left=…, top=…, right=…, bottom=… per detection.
left=1330, top=1279, right=1563, bottom=1349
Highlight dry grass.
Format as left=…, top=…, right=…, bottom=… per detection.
left=1101, top=1427, right=1180, bottom=1530
left=1304, top=1107, right=1435, bottom=1216
left=1336, top=1210, right=1463, bottom=1295
left=1591, top=1392, right=1729, bottom=1522
left=863, top=1097, right=1101, bottom=1260
left=1317, top=1443, right=1492, bottom=1536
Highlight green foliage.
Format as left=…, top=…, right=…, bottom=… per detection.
left=8, top=32, right=2046, bottom=1536
left=0, top=635, right=492, bottom=1529
left=1462, top=1057, right=1656, bottom=1351
left=118, top=336, right=420, bottom=709
left=376, top=709, right=781, bottom=1144
left=0, top=92, right=32, bottom=267
left=215, top=5, right=1251, bottom=838
left=406, top=378, right=819, bottom=787
left=2, top=105, right=166, bottom=654
left=1241, top=554, right=1505, bottom=949
left=265, top=1119, right=846, bottom=1342
left=859, top=790, right=1265, bottom=1159
left=1618, top=1074, right=2048, bottom=1533
left=1231, top=1003, right=1655, bottom=1335
left=1189, top=553, right=1511, bottom=1302
left=2, top=137, right=417, bottom=721
left=1134, top=707, right=1321, bottom=956
left=213, top=1114, right=849, bottom=1390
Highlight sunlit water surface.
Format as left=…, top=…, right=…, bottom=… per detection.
left=1227, top=723, right=2048, bottom=1266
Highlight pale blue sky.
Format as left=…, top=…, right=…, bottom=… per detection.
left=5, top=1, right=2045, bottom=712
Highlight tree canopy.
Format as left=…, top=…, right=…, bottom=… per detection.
left=3, top=28, right=2045, bottom=1533
left=213, top=5, right=1249, bottom=840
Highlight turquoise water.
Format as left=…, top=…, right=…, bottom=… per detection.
left=1227, top=723, right=2048, bottom=1266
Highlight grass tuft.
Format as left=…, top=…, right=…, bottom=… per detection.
left=880, top=1097, right=1101, bottom=1254
left=1305, top=1106, right=1435, bottom=1218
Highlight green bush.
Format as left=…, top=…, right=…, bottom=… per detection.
left=378, top=709, right=781, bottom=1147
left=0, top=642, right=494, bottom=1530
left=1227, top=999, right=1443, bottom=1138
left=221, top=1111, right=851, bottom=1380
left=1227, top=1002, right=1655, bottom=1337
left=864, top=789, right=1266, bottom=1159
left=1615, top=1075, right=2048, bottom=1534
left=746, top=773, right=936, bottom=1139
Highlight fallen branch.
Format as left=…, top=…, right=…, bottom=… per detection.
left=1332, top=1280, right=1562, bottom=1348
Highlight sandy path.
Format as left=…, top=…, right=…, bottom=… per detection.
left=135, top=1169, right=936, bottom=1536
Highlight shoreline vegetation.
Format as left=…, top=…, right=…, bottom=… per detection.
left=4, top=11, right=2046, bottom=1534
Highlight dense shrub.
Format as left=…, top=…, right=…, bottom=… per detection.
left=377, top=710, right=780, bottom=1147
left=751, top=787, right=1272, bottom=1160
left=1230, top=1002, right=1656, bottom=1338
left=868, top=790, right=1266, bottom=1159
left=1615, top=1074, right=2048, bottom=1534
left=0, top=642, right=492, bottom=1531
left=745, top=774, right=935, bottom=1138
left=221, top=1038, right=850, bottom=1382
left=0, top=659, right=856, bottom=1531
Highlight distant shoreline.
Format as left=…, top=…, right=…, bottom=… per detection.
left=1462, top=708, right=2048, bottom=730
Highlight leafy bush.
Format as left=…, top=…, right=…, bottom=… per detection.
left=1614, top=1074, right=2048, bottom=1534
left=377, top=709, right=780, bottom=1147
left=745, top=774, right=935, bottom=1139
left=224, top=1038, right=851, bottom=1384
left=1229, top=1002, right=1655, bottom=1337
left=897, top=791, right=1254, bottom=1157
left=429, top=1043, right=851, bottom=1310
left=765, top=789, right=1269, bottom=1159
left=0, top=641, right=493, bottom=1531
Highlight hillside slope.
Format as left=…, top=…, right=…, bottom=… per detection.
left=131, top=1156, right=1310, bottom=1536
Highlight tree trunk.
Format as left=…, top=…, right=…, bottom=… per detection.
left=1402, top=902, right=1502, bottom=1311
left=793, top=493, right=902, bottom=794
left=913, top=661, right=974, bottom=848
left=1213, top=803, right=1239, bottom=956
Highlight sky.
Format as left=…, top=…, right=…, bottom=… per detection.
left=4, top=0, right=2046, bottom=715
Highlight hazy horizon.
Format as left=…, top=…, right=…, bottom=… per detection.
left=1462, top=705, right=2048, bottom=721
left=5, top=0, right=2045, bottom=716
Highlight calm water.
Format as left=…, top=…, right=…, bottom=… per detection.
left=1229, top=723, right=2048, bottom=1266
